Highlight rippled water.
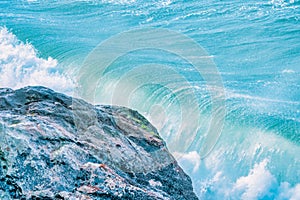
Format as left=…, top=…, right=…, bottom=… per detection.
left=1, top=0, right=299, bottom=199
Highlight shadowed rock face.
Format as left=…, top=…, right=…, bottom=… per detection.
left=0, top=86, right=198, bottom=200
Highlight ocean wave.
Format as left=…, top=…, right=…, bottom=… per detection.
left=1, top=0, right=299, bottom=199
left=175, top=128, right=300, bottom=199
left=0, top=27, right=74, bottom=94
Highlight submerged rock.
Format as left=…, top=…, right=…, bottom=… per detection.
left=0, top=86, right=198, bottom=200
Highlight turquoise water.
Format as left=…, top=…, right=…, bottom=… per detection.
left=1, top=0, right=299, bottom=199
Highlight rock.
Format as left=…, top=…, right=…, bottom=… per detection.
left=0, top=86, right=198, bottom=200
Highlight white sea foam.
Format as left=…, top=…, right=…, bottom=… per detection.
left=278, top=182, right=300, bottom=200
left=282, top=69, right=295, bottom=74
left=191, top=157, right=300, bottom=199
left=0, top=27, right=74, bottom=94
left=233, top=159, right=276, bottom=200
left=231, top=159, right=300, bottom=200
left=101, top=0, right=136, bottom=5
left=178, top=125, right=300, bottom=199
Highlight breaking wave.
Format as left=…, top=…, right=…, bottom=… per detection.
left=0, top=27, right=74, bottom=94
left=1, top=0, right=299, bottom=199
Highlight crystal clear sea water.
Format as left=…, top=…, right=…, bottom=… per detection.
left=1, top=0, right=299, bottom=199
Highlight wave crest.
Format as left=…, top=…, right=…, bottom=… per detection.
left=0, top=27, right=74, bottom=93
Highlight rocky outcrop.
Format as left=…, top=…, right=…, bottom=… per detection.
left=0, top=86, right=198, bottom=199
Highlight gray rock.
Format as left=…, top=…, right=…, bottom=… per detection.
left=0, top=86, right=198, bottom=200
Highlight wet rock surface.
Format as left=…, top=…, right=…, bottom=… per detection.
left=0, top=86, right=198, bottom=200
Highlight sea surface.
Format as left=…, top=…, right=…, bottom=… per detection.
left=0, top=0, right=299, bottom=199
